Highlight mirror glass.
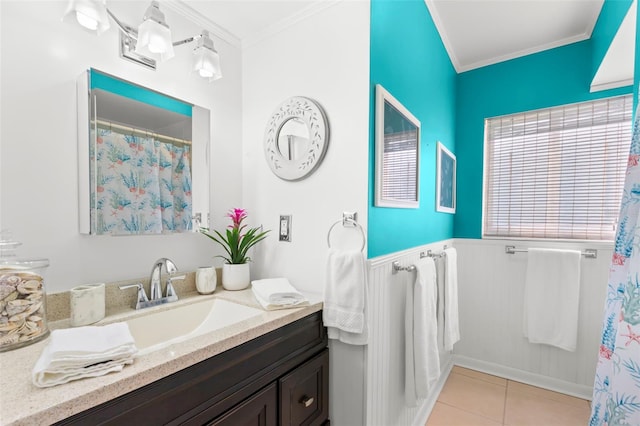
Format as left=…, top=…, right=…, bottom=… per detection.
left=374, top=84, right=421, bottom=208
left=264, top=96, right=329, bottom=181
left=277, top=118, right=310, bottom=161
left=77, top=69, right=210, bottom=235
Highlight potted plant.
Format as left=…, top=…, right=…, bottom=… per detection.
left=199, top=208, right=270, bottom=290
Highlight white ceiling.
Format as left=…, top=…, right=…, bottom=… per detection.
left=425, top=0, right=604, bottom=72
left=178, top=0, right=632, bottom=84
left=591, top=0, right=636, bottom=91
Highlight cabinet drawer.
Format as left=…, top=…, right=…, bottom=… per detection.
left=207, top=383, right=277, bottom=426
left=279, top=348, right=329, bottom=426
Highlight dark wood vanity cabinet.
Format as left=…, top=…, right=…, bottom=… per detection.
left=279, top=349, right=329, bottom=426
left=56, top=311, right=329, bottom=426
left=208, top=382, right=278, bottom=426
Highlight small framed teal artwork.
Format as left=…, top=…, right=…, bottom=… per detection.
left=436, top=141, right=456, bottom=214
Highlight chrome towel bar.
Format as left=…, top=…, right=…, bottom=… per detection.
left=504, top=245, right=597, bottom=259
left=392, top=245, right=448, bottom=274
left=392, top=262, right=416, bottom=274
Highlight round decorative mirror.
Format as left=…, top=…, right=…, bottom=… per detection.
left=264, top=96, right=329, bottom=181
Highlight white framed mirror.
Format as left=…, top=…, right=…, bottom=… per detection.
left=263, top=96, right=329, bottom=181
left=77, top=69, right=210, bottom=235
left=374, top=84, right=421, bottom=208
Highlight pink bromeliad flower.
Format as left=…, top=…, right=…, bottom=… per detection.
left=199, top=208, right=270, bottom=264
left=227, top=208, right=247, bottom=229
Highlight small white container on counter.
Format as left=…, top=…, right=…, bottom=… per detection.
left=70, top=283, right=105, bottom=326
left=196, top=267, right=217, bottom=294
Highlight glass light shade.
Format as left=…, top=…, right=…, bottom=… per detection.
left=135, top=19, right=175, bottom=62
left=193, top=46, right=222, bottom=81
left=63, top=0, right=110, bottom=35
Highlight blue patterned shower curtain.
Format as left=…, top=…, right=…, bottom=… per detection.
left=93, top=128, right=192, bottom=235
left=590, top=104, right=640, bottom=425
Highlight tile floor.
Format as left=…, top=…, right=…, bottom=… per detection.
left=426, top=366, right=591, bottom=426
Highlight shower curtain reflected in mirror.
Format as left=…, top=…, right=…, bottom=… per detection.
left=91, top=127, right=192, bottom=235
left=590, top=104, right=640, bottom=425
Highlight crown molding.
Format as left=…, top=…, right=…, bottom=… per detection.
left=425, top=0, right=600, bottom=74
left=242, top=0, right=342, bottom=49
left=162, top=0, right=242, bottom=48
left=424, top=0, right=462, bottom=72
left=457, top=33, right=591, bottom=73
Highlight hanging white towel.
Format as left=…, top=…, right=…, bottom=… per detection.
left=323, top=249, right=368, bottom=345
left=405, top=257, right=440, bottom=407
left=32, top=322, right=138, bottom=388
left=443, top=247, right=460, bottom=351
left=251, top=278, right=309, bottom=310
left=523, top=248, right=581, bottom=352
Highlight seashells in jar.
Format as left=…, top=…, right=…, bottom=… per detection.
left=0, top=271, right=49, bottom=350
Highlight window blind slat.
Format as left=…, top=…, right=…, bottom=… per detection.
left=483, top=95, right=632, bottom=240
left=382, top=133, right=417, bottom=200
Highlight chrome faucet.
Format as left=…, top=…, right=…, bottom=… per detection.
left=150, top=257, right=178, bottom=300
left=119, top=258, right=184, bottom=310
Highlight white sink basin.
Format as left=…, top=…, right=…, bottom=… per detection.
left=125, top=298, right=263, bottom=355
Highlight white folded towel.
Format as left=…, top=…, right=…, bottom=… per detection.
left=405, top=257, right=440, bottom=407
left=323, top=249, right=368, bottom=345
left=32, top=322, right=138, bottom=388
left=523, top=248, right=581, bottom=352
left=443, top=247, right=460, bottom=351
left=251, top=278, right=309, bottom=310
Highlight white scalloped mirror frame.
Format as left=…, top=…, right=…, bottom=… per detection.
left=263, top=96, right=329, bottom=181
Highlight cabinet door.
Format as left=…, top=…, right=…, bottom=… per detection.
left=208, top=383, right=277, bottom=426
left=279, top=348, right=329, bottom=426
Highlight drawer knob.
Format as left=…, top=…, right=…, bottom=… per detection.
left=300, top=396, right=314, bottom=408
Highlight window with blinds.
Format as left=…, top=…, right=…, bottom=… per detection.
left=374, top=84, right=420, bottom=208
left=382, top=129, right=418, bottom=201
left=483, top=94, right=633, bottom=241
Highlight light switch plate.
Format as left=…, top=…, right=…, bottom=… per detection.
left=279, top=215, right=292, bottom=242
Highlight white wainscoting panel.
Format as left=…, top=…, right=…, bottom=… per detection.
left=366, top=241, right=454, bottom=426
left=453, top=238, right=612, bottom=399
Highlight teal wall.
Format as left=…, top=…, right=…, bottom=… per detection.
left=591, top=0, right=633, bottom=81
left=368, top=0, right=634, bottom=251
left=454, top=40, right=632, bottom=238
left=368, top=0, right=457, bottom=258
left=91, top=69, right=192, bottom=116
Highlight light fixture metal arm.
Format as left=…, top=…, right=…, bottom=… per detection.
left=172, top=35, right=201, bottom=47
left=107, top=8, right=137, bottom=40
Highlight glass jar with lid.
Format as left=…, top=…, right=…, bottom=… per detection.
left=0, top=231, right=50, bottom=351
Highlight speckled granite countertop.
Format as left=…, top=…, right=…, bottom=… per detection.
left=0, top=287, right=322, bottom=426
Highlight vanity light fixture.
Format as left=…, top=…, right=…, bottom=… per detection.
left=62, top=0, right=110, bottom=35
left=134, top=1, right=175, bottom=62
left=192, top=31, right=222, bottom=81
left=63, top=0, right=222, bottom=81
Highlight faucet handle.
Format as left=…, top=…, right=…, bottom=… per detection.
left=119, top=283, right=149, bottom=309
left=164, top=259, right=178, bottom=275
left=165, top=275, right=185, bottom=299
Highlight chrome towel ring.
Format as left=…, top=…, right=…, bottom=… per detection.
left=327, top=217, right=366, bottom=252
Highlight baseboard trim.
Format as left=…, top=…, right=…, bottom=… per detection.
left=453, top=355, right=593, bottom=400
left=412, top=357, right=454, bottom=426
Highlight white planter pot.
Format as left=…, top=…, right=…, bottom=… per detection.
left=195, top=266, right=217, bottom=294
left=222, top=263, right=250, bottom=290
